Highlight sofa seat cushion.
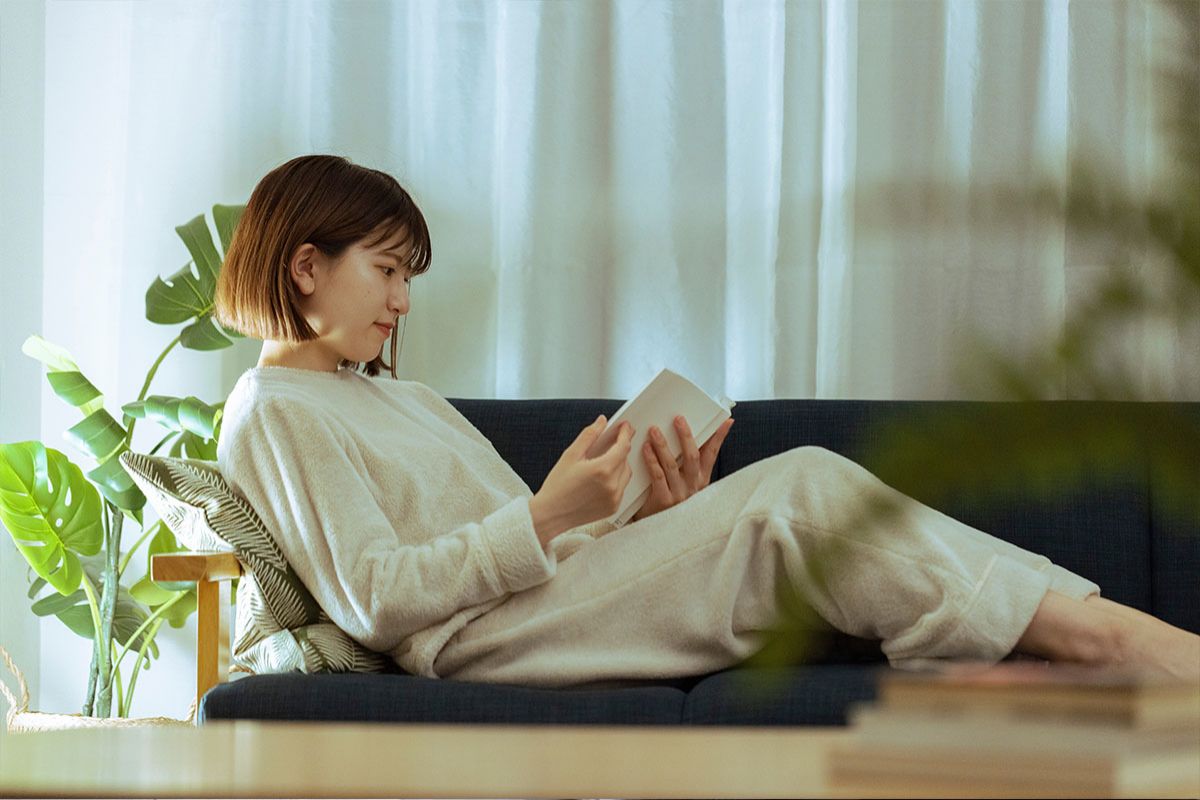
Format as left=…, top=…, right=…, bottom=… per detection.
left=199, top=672, right=688, bottom=725
left=682, top=665, right=882, bottom=726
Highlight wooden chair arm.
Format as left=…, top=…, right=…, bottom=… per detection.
left=151, top=552, right=243, bottom=715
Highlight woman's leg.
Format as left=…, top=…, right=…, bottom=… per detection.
left=1016, top=592, right=1200, bottom=680
left=433, top=446, right=1120, bottom=687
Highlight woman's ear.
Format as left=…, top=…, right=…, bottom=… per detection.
left=288, top=243, right=320, bottom=296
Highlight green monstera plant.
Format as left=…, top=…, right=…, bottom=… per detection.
left=0, top=204, right=245, bottom=719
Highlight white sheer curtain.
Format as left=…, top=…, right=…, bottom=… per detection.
left=25, top=0, right=1183, bottom=715
left=39, top=0, right=1179, bottom=407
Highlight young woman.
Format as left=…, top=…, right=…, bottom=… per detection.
left=213, top=154, right=1199, bottom=688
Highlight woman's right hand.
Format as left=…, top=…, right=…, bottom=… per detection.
left=529, top=415, right=635, bottom=546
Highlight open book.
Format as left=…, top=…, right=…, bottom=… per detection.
left=584, top=368, right=735, bottom=527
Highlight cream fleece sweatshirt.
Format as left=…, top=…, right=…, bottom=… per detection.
left=216, top=365, right=613, bottom=677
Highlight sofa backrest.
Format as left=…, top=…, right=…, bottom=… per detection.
left=449, top=398, right=1199, bottom=636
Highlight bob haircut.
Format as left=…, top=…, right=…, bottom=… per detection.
left=215, top=154, right=432, bottom=379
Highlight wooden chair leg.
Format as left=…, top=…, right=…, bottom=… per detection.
left=151, top=552, right=241, bottom=716
left=195, top=578, right=231, bottom=712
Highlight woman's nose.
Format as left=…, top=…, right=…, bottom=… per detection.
left=389, top=286, right=409, bottom=316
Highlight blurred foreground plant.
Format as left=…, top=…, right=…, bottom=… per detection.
left=740, top=0, right=1198, bottom=684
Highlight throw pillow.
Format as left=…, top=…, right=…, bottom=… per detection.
left=118, top=451, right=389, bottom=676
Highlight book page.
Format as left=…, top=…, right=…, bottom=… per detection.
left=585, top=368, right=735, bottom=526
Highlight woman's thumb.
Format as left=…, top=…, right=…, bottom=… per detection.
left=572, top=414, right=607, bottom=455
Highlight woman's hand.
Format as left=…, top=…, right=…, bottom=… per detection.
left=631, top=415, right=734, bottom=522
left=529, top=415, right=635, bottom=546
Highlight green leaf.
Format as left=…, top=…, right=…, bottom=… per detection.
left=131, top=522, right=198, bottom=627
left=129, top=573, right=173, bottom=606
left=175, top=214, right=222, bottom=296
left=145, top=208, right=247, bottom=341
left=0, top=442, right=103, bottom=595
left=64, top=408, right=128, bottom=463
left=57, top=561, right=163, bottom=659
left=137, top=522, right=198, bottom=597
left=45, top=372, right=103, bottom=415
left=211, top=204, right=245, bottom=255
left=146, top=262, right=205, bottom=324
left=22, top=336, right=115, bottom=420
left=57, top=604, right=95, bottom=639
left=179, top=432, right=217, bottom=461
left=121, top=395, right=222, bottom=440
left=21, top=335, right=80, bottom=373
left=86, top=452, right=145, bottom=524
left=113, top=594, right=159, bottom=660
left=31, top=589, right=86, bottom=617
left=162, top=590, right=197, bottom=628
left=180, top=313, right=235, bottom=351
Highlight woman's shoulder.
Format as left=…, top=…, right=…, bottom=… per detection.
left=218, top=368, right=356, bottom=467
left=224, top=366, right=359, bottom=425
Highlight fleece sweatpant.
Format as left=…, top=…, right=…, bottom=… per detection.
left=432, top=446, right=1100, bottom=688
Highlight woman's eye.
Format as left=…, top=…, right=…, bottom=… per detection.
left=381, top=267, right=396, bottom=277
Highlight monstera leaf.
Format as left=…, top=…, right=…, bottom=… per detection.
left=0, top=442, right=103, bottom=595
left=145, top=205, right=246, bottom=350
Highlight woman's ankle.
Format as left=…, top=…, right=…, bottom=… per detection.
left=1084, top=596, right=1200, bottom=680
left=1015, top=591, right=1121, bottom=664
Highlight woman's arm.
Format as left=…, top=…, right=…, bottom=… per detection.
left=223, top=398, right=558, bottom=652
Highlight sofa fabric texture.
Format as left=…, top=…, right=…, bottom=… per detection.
left=134, top=398, right=1196, bottom=726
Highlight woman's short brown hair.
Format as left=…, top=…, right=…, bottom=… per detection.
left=215, top=154, right=432, bottom=378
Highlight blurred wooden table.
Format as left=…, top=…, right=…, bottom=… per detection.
left=0, top=721, right=851, bottom=798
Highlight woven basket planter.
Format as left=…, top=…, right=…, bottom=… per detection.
left=1, top=643, right=195, bottom=732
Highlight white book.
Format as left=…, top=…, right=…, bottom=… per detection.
left=584, top=368, right=735, bottom=527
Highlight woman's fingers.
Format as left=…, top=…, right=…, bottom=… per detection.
left=673, top=416, right=703, bottom=490
left=698, top=418, right=734, bottom=483
left=648, top=425, right=687, bottom=500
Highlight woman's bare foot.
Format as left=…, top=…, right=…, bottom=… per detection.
left=1083, top=595, right=1200, bottom=682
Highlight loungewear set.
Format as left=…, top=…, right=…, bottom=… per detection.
left=217, top=366, right=1099, bottom=688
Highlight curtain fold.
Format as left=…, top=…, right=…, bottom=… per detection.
left=37, top=0, right=1187, bottom=426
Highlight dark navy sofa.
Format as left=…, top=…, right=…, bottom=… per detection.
left=198, top=399, right=1199, bottom=726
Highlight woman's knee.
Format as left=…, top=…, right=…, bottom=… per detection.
left=783, top=445, right=881, bottom=499
left=790, top=445, right=850, bottom=471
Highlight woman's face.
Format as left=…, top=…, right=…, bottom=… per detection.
left=274, top=228, right=413, bottom=372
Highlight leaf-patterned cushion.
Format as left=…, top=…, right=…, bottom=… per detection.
left=118, top=451, right=388, bottom=676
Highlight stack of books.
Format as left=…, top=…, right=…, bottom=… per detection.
left=827, top=661, right=1200, bottom=798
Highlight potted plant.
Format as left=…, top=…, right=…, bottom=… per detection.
left=0, top=204, right=245, bottom=726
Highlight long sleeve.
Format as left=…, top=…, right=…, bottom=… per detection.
left=220, top=395, right=559, bottom=653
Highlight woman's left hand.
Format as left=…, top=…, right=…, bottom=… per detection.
left=630, top=415, right=734, bottom=522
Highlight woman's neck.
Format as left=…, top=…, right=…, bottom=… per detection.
left=257, top=340, right=341, bottom=373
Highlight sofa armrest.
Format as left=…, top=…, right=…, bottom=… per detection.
left=151, top=552, right=242, bottom=714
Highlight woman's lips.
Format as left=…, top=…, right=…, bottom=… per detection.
left=375, top=324, right=392, bottom=335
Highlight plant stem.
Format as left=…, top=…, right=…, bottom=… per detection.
left=93, top=502, right=122, bottom=717
left=123, top=332, right=182, bottom=451
left=110, top=638, right=124, bottom=717
left=111, top=590, right=186, bottom=674
left=121, top=617, right=165, bottom=718
left=78, top=565, right=103, bottom=716
left=117, top=521, right=162, bottom=578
